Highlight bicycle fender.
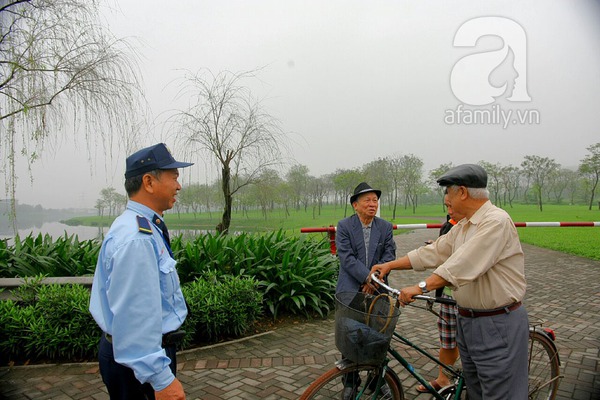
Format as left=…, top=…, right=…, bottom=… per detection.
left=531, top=326, right=561, bottom=366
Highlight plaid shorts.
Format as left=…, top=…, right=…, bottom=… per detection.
left=437, top=293, right=458, bottom=349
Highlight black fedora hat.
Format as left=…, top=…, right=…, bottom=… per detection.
left=350, top=182, right=381, bottom=204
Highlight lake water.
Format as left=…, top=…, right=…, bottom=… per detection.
left=1, top=222, right=217, bottom=242
left=1, top=222, right=109, bottom=242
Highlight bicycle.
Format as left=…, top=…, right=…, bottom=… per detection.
left=527, top=319, right=561, bottom=400
left=300, top=274, right=561, bottom=400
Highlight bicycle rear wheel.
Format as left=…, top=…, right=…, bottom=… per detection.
left=528, top=330, right=560, bottom=400
left=300, top=364, right=404, bottom=399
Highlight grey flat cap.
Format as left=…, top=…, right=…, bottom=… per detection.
left=437, top=164, right=487, bottom=188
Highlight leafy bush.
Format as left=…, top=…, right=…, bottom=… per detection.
left=0, top=229, right=338, bottom=364
left=0, top=274, right=264, bottom=364
left=0, top=234, right=99, bottom=278
left=181, top=272, right=263, bottom=344
left=173, top=230, right=338, bottom=318
left=0, top=277, right=99, bottom=363
left=254, top=236, right=338, bottom=318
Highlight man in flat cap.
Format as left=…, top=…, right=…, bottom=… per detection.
left=90, top=143, right=193, bottom=399
left=336, top=182, right=396, bottom=399
left=371, top=164, right=528, bottom=399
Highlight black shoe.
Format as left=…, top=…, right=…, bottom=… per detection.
left=341, top=385, right=357, bottom=400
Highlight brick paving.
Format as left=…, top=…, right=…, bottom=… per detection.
left=1, top=229, right=599, bottom=399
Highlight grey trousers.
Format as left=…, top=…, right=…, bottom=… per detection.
left=456, top=305, right=529, bottom=400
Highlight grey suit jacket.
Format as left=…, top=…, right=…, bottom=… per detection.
left=335, top=214, right=396, bottom=293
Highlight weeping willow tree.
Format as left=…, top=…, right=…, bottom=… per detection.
left=172, top=70, right=288, bottom=234
left=0, top=0, right=143, bottom=229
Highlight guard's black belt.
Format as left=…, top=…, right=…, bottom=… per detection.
left=104, top=330, right=185, bottom=346
left=458, top=301, right=522, bottom=318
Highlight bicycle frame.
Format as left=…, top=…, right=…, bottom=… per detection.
left=384, top=330, right=466, bottom=400
left=320, top=274, right=560, bottom=400
left=361, top=273, right=467, bottom=398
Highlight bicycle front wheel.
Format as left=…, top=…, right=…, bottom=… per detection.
left=300, top=364, right=404, bottom=400
left=528, top=330, right=560, bottom=400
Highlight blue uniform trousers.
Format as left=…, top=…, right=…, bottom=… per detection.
left=98, top=334, right=177, bottom=400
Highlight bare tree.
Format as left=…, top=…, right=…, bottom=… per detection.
left=362, top=157, right=394, bottom=212
left=579, top=142, right=600, bottom=210
left=173, top=70, right=287, bottom=234
left=308, top=175, right=328, bottom=219
left=97, top=187, right=126, bottom=217
left=1, top=0, right=143, bottom=226
left=429, top=163, right=454, bottom=212
left=548, top=168, right=576, bottom=204
left=251, top=168, right=282, bottom=220
left=521, top=155, right=560, bottom=211
left=499, top=165, right=521, bottom=208
left=286, top=164, right=310, bottom=212
left=387, top=156, right=403, bottom=219
left=397, top=154, right=424, bottom=214
left=479, top=161, right=502, bottom=205
left=178, top=183, right=203, bottom=217
left=331, top=168, right=364, bottom=217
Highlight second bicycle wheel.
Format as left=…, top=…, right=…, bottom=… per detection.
left=528, top=330, right=560, bottom=400
left=300, top=364, right=404, bottom=400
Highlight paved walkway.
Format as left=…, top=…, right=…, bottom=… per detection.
left=1, top=229, right=599, bottom=399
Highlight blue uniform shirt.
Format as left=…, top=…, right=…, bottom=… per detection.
left=89, top=200, right=188, bottom=390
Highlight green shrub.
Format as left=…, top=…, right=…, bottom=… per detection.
left=254, top=235, right=338, bottom=318
left=173, top=230, right=338, bottom=318
left=0, top=278, right=99, bottom=363
left=0, top=234, right=99, bottom=278
left=181, top=272, right=263, bottom=344
left=0, top=228, right=336, bottom=364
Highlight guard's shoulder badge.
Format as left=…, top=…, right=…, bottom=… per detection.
left=136, top=215, right=153, bottom=234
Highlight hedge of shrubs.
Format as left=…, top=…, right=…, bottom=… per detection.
left=0, top=274, right=264, bottom=364
left=0, top=230, right=339, bottom=364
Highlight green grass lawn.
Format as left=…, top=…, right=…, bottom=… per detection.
left=66, top=203, right=600, bottom=260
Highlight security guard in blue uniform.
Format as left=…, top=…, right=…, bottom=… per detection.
left=90, top=143, right=193, bottom=400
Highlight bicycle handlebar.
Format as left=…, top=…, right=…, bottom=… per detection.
left=370, top=273, right=457, bottom=306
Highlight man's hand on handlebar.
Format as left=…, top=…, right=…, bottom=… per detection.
left=370, top=263, right=391, bottom=281
left=399, top=285, right=421, bottom=306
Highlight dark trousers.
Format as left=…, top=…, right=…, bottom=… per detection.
left=98, top=334, right=177, bottom=400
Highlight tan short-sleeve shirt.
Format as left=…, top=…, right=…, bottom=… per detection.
left=407, top=201, right=526, bottom=309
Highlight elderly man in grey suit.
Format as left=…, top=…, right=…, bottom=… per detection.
left=336, top=182, right=396, bottom=399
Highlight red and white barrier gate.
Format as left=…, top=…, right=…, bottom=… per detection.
left=300, top=222, right=600, bottom=255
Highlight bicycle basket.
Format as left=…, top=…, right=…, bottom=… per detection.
left=335, top=292, right=400, bottom=365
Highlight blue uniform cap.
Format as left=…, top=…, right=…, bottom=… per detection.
left=125, top=143, right=193, bottom=178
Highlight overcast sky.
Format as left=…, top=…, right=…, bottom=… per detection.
left=9, top=0, right=600, bottom=209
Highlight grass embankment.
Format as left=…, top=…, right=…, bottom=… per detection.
left=66, top=203, right=600, bottom=260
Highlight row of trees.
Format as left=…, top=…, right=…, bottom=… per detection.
left=4, top=2, right=599, bottom=235
left=97, top=143, right=600, bottom=219
left=94, top=188, right=126, bottom=217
